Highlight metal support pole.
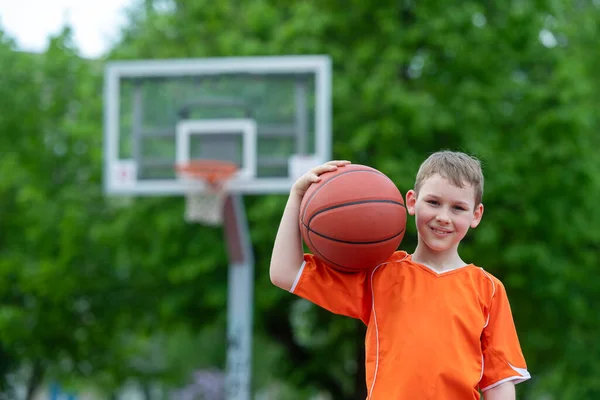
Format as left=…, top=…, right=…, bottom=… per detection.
left=222, top=194, right=254, bottom=400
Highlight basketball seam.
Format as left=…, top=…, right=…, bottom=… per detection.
left=302, top=226, right=405, bottom=245
left=300, top=168, right=386, bottom=224
left=306, top=231, right=356, bottom=272
left=303, top=218, right=343, bottom=270
left=305, top=223, right=391, bottom=272
left=307, top=199, right=406, bottom=227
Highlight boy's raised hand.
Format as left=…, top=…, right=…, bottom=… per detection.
left=270, top=160, right=349, bottom=290
left=291, top=160, right=351, bottom=198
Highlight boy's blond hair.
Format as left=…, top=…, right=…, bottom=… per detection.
left=414, top=151, right=484, bottom=205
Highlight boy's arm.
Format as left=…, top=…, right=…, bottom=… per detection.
left=269, top=161, right=350, bottom=290
left=483, top=382, right=515, bottom=400
left=268, top=192, right=304, bottom=290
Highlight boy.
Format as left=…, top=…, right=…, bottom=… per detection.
left=270, top=151, right=530, bottom=399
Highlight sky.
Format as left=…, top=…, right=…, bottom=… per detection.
left=0, top=0, right=134, bottom=58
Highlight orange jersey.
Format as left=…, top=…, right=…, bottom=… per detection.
left=290, top=251, right=530, bottom=399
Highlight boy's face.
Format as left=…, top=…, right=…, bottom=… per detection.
left=405, top=174, right=484, bottom=253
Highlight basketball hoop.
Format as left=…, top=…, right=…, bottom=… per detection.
left=175, top=160, right=238, bottom=225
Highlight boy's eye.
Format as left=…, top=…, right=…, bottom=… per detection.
left=426, top=200, right=439, bottom=206
left=453, top=206, right=467, bottom=211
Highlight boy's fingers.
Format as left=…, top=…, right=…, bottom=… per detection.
left=293, top=161, right=348, bottom=195
left=311, top=161, right=349, bottom=175
left=324, top=160, right=351, bottom=167
left=300, top=173, right=320, bottom=186
left=313, top=165, right=335, bottom=174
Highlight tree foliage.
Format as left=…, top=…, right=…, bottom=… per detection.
left=0, top=1, right=599, bottom=399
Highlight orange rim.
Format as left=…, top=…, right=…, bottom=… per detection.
left=175, top=160, right=238, bottom=185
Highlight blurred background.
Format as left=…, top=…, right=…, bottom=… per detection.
left=1, top=0, right=599, bottom=399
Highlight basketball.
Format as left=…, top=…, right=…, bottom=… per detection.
left=299, top=164, right=407, bottom=272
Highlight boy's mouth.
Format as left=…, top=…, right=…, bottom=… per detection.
left=431, top=227, right=452, bottom=236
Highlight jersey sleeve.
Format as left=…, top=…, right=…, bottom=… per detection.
left=479, top=278, right=531, bottom=391
left=289, top=254, right=372, bottom=325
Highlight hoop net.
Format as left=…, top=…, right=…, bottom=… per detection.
left=175, top=160, right=238, bottom=225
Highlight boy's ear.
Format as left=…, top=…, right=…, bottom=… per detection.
left=405, top=190, right=417, bottom=216
left=470, top=203, right=484, bottom=228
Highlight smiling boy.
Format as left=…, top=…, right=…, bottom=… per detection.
left=269, top=151, right=530, bottom=399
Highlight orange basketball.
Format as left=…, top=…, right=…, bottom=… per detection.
left=299, top=164, right=407, bottom=272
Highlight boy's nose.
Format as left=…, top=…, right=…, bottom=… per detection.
left=435, top=213, right=451, bottom=224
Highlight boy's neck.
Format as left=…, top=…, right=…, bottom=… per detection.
left=411, top=245, right=468, bottom=273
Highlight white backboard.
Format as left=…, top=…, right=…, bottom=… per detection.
left=103, top=55, right=332, bottom=195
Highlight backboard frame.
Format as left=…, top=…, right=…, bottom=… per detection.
left=103, top=55, right=332, bottom=196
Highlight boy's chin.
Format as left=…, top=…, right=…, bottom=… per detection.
left=422, top=239, right=458, bottom=253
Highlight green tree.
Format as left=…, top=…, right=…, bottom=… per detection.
left=0, top=27, right=115, bottom=396
left=104, top=0, right=600, bottom=398
left=2, top=0, right=599, bottom=399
